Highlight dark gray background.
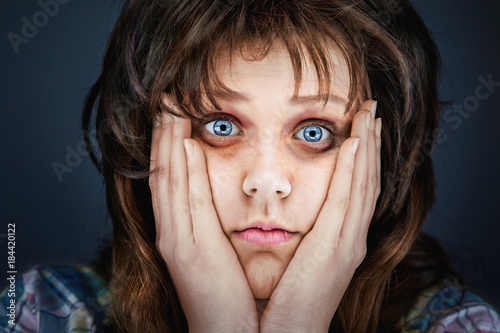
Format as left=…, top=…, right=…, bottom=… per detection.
left=1, top=1, right=499, bottom=310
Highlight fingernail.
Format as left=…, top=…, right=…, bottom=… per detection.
left=352, top=138, right=360, bottom=154
left=366, top=112, right=372, bottom=129
left=184, top=138, right=193, bottom=156
left=370, top=101, right=378, bottom=118
left=376, top=118, right=382, bottom=137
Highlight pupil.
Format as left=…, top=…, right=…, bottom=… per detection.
left=214, top=119, right=232, bottom=136
left=304, top=126, right=322, bottom=142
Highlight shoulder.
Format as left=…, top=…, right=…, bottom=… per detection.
left=0, top=264, right=111, bottom=333
left=402, top=281, right=500, bottom=333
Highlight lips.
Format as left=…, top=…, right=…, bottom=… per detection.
left=235, top=222, right=294, bottom=245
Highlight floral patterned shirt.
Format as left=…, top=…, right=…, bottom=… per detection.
left=1, top=265, right=499, bottom=332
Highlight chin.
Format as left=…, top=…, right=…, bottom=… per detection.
left=241, top=253, right=287, bottom=300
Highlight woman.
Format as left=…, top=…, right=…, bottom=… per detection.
left=2, top=0, right=499, bottom=332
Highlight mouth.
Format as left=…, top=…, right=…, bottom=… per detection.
left=234, top=222, right=295, bottom=245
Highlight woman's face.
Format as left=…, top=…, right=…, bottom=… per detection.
left=190, top=44, right=355, bottom=300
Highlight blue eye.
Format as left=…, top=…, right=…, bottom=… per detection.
left=295, top=125, right=330, bottom=142
left=205, top=119, right=242, bottom=136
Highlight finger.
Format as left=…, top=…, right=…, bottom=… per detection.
left=371, top=118, right=382, bottom=216
left=149, top=113, right=161, bottom=174
left=357, top=120, right=382, bottom=244
left=376, top=118, right=382, bottom=198
left=151, top=111, right=174, bottom=244
left=184, top=138, right=225, bottom=244
left=364, top=118, right=382, bottom=229
left=339, top=100, right=375, bottom=242
left=357, top=105, right=379, bottom=240
left=312, top=137, right=360, bottom=246
left=149, top=114, right=161, bottom=228
left=169, top=116, right=194, bottom=240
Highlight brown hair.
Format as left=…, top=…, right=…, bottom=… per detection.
left=82, top=0, right=458, bottom=331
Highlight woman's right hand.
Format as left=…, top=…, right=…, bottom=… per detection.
left=149, top=109, right=259, bottom=333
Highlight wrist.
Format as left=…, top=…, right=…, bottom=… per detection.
left=188, top=312, right=259, bottom=333
left=260, top=308, right=332, bottom=333
left=260, top=322, right=329, bottom=333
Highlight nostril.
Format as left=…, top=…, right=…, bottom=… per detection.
left=242, top=172, right=291, bottom=198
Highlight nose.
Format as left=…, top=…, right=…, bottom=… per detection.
left=242, top=146, right=291, bottom=200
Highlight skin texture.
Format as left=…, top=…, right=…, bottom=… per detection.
left=149, top=44, right=381, bottom=332
left=191, top=46, right=354, bottom=300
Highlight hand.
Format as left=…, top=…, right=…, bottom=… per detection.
left=259, top=100, right=382, bottom=332
left=149, top=108, right=259, bottom=333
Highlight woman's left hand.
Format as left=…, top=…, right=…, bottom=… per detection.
left=259, top=100, right=382, bottom=332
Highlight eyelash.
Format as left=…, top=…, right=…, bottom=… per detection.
left=199, top=114, right=337, bottom=151
left=200, top=114, right=242, bottom=142
left=293, top=120, right=337, bottom=151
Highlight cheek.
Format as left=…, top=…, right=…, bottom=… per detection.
left=194, top=137, right=340, bottom=233
left=205, top=158, right=238, bottom=194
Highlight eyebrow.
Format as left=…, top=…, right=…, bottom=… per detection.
left=210, top=90, right=348, bottom=105
left=289, top=93, right=348, bottom=105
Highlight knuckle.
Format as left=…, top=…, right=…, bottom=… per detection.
left=149, top=167, right=167, bottom=190
left=358, top=181, right=368, bottom=201
left=353, top=109, right=370, bottom=123
left=188, top=164, right=197, bottom=177
left=189, top=192, right=207, bottom=214
left=178, top=202, right=192, bottom=217
left=371, top=174, right=379, bottom=190
left=149, top=174, right=158, bottom=188
left=169, top=174, right=181, bottom=193
left=336, top=197, right=350, bottom=212
left=341, top=245, right=366, bottom=268
left=150, top=166, right=166, bottom=182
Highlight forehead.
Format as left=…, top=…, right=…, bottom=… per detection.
left=214, top=42, right=351, bottom=103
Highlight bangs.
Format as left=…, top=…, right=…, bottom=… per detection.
left=150, top=1, right=369, bottom=121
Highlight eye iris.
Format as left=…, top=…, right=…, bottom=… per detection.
left=303, top=125, right=323, bottom=142
left=213, top=119, right=232, bottom=136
